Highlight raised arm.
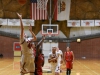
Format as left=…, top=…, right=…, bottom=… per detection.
left=36, top=36, right=45, bottom=57
left=17, top=13, right=24, bottom=39
left=72, top=51, right=74, bottom=62
left=37, top=36, right=45, bottom=47
left=64, top=52, right=66, bottom=64
left=60, top=50, right=63, bottom=64
left=29, top=24, right=37, bottom=41
left=48, top=54, right=52, bottom=63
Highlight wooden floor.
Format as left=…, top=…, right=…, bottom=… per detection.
left=0, top=57, right=100, bottom=75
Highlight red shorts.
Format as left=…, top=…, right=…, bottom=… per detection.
left=36, top=70, right=42, bottom=75
left=66, top=61, right=73, bottom=69
left=35, top=67, right=42, bottom=75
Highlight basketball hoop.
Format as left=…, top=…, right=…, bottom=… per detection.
left=41, top=30, right=59, bottom=37
left=41, top=24, right=59, bottom=37
left=37, top=0, right=48, bottom=10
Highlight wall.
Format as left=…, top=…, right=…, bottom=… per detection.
left=0, top=36, right=19, bottom=58
left=70, top=38, right=100, bottom=59
left=0, top=35, right=100, bottom=59
left=43, top=42, right=58, bottom=57
left=70, top=0, right=100, bottom=19
left=59, top=42, right=67, bottom=54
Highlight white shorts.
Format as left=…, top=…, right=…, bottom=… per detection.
left=20, top=55, right=35, bottom=74
left=55, top=64, right=61, bottom=73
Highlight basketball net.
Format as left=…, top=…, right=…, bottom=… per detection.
left=48, top=32, right=52, bottom=37
left=37, top=0, right=48, bottom=10
left=41, top=30, right=59, bottom=37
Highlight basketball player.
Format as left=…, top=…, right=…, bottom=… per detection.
left=17, top=13, right=37, bottom=75
left=34, top=36, right=45, bottom=75
left=64, top=47, right=74, bottom=75
left=55, top=47, right=63, bottom=75
left=31, top=42, right=36, bottom=57
left=48, top=46, right=57, bottom=75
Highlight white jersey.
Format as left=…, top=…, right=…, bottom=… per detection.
left=48, top=52, right=57, bottom=65
left=56, top=50, right=63, bottom=65
left=20, top=37, right=33, bottom=55
left=20, top=37, right=35, bottom=74
left=48, top=52, right=57, bottom=75
left=55, top=50, right=63, bottom=72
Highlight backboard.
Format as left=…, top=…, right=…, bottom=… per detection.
left=41, top=24, right=59, bottom=37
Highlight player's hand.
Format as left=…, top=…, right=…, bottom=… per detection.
left=42, top=35, right=45, bottom=40
left=16, top=13, right=22, bottom=19
left=48, top=59, right=53, bottom=63
left=56, top=47, right=59, bottom=51
left=29, top=24, right=32, bottom=31
left=53, top=58, right=57, bottom=62
left=60, top=60, right=63, bottom=64
left=63, top=60, right=66, bottom=65
left=51, top=59, right=56, bottom=63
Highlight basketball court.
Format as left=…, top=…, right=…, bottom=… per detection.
left=0, top=0, right=100, bottom=75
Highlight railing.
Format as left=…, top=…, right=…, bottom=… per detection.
left=0, top=31, right=19, bottom=39
left=0, top=31, right=100, bottom=42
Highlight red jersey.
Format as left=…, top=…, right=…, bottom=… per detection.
left=33, top=49, right=36, bottom=56
left=64, top=51, right=73, bottom=69
left=35, top=54, right=44, bottom=75
left=65, top=51, right=73, bottom=62
left=36, top=54, right=44, bottom=67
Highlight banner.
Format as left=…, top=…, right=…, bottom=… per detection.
left=30, top=0, right=48, bottom=20
left=54, top=0, right=71, bottom=20
left=0, top=18, right=7, bottom=25
left=22, top=19, right=34, bottom=26
left=67, top=20, right=80, bottom=27
left=8, top=19, right=20, bottom=26
left=13, top=42, right=21, bottom=51
left=8, top=19, right=34, bottom=26
left=81, top=20, right=94, bottom=27
left=94, top=20, right=100, bottom=26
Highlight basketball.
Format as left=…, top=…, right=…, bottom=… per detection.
left=18, top=0, right=26, bottom=5
left=52, top=59, right=57, bottom=63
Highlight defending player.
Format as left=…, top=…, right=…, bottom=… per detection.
left=64, top=47, right=74, bottom=75
left=34, top=36, right=45, bottom=75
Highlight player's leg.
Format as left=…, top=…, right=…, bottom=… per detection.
left=55, top=72, right=60, bottom=75
left=20, top=73, right=24, bottom=75
left=66, top=68, right=69, bottom=75
left=69, top=62, right=72, bottom=75
left=55, top=65, right=60, bottom=75
left=30, top=73, right=34, bottom=75
left=69, top=69, right=71, bottom=75
left=51, top=67, right=55, bottom=75
left=67, top=69, right=71, bottom=75
left=51, top=64, right=56, bottom=75
left=20, top=61, right=25, bottom=75
left=66, top=62, right=71, bottom=75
